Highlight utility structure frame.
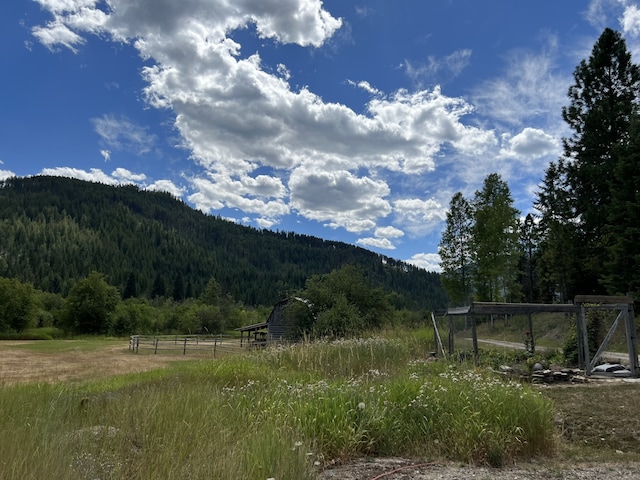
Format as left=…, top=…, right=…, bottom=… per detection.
left=443, top=295, right=638, bottom=378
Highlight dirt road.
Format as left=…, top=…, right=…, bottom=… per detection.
left=472, top=338, right=634, bottom=364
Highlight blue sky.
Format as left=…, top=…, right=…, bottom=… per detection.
left=3, top=1, right=640, bottom=272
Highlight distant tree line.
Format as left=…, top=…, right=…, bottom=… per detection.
left=0, top=265, right=427, bottom=339
left=439, top=28, right=640, bottom=305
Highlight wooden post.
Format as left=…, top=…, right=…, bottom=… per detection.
left=214, top=338, right=217, bottom=358
left=580, top=305, right=591, bottom=375
left=448, top=314, right=454, bottom=355
left=624, top=303, right=639, bottom=377
left=135, top=336, right=139, bottom=353
left=431, top=312, right=446, bottom=357
left=470, top=313, right=478, bottom=363
left=527, top=310, right=535, bottom=354
left=183, top=337, right=187, bottom=355
left=576, top=312, right=584, bottom=369
left=154, top=337, right=158, bottom=354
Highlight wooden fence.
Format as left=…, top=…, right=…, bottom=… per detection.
left=129, top=335, right=247, bottom=357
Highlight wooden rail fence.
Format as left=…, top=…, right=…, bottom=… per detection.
left=129, top=335, right=247, bottom=357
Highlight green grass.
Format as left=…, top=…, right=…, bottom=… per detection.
left=0, top=328, right=558, bottom=478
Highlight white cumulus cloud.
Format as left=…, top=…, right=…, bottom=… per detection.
left=406, top=253, right=442, bottom=272
left=31, top=0, right=499, bottom=240
left=499, top=127, right=560, bottom=160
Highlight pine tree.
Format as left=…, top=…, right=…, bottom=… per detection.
left=172, top=272, right=185, bottom=302
left=520, top=213, right=539, bottom=303
left=534, top=159, right=580, bottom=302
left=151, top=274, right=166, bottom=299
left=604, top=116, right=640, bottom=294
left=438, top=192, right=474, bottom=306
left=123, top=272, right=137, bottom=300
left=562, top=28, right=640, bottom=292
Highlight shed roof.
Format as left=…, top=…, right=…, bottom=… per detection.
left=445, top=296, right=634, bottom=317
left=235, top=321, right=268, bottom=333
left=446, top=302, right=578, bottom=316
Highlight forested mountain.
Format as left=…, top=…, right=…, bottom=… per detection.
left=0, top=176, right=446, bottom=310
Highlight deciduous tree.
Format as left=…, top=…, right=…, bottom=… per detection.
left=472, top=173, right=522, bottom=302
left=62, top=271, right=119, bottom=334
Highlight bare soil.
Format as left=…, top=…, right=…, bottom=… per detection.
left=318, top=457, right=640, bottom=479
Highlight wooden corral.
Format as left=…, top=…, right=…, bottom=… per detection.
left=130, top=334, right=242, bottom=357
left=443, top=295, right=639, bottom=377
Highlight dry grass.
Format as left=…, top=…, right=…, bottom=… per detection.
left=2, top=337, right=640, bottom=467
left=0, top=339, right=198, bottom=385
left=541, top=379, right=640, bottom=462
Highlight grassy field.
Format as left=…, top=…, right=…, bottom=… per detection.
left=0, top=329, right=639, bottom=479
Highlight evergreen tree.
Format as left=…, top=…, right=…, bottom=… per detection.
left=472, top=173, right=522, bottom=302
left=151, top=273, right=166, bottom=299
left=520, top=213, right=539, bottom=303
left=535, top=159, right=582, bottom=302
left=172, top=272, right=185, bottom=302
left=201, top=277, right=220, bottom=306
left=562, top=27, right=640, bottom=292
left=123, top=272, right=137, bottom=300
left=604, top=116, right=640, bottom=294
left=438, top=192, right=474, bottom=306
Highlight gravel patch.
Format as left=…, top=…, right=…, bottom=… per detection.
left=318, top=458, right=640, bottom=479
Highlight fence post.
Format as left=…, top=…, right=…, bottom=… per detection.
left=136, top=336, right=139, bottom=353
left=183, top=337, right=187, bottom=355
left=154, top=337, right=158, bottom=354
left=214, top=338, right=217, bottom=358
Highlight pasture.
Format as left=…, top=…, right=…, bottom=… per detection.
left=0, top=330, right=639, bottom=479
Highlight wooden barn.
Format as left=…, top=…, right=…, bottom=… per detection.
left=236, top=298, right=307, bottom=347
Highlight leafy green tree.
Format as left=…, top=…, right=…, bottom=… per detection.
left=109, top=298, right=156, bottom=336
left=314, top=293, right=363, bottom=338
left=439, top=192, right=474, bottom=306
left=562, top=27, right=640, bottom=292
left=62, top=272, right=119, bottom=334
left=194, top=304, right=224, bottom=334
left=0, top=277, right=38, bottom=332
left=295, top=265, right=393, bottom=338
left=472, top=173, right=522, bottom=302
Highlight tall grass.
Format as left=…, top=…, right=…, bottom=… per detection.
left=0, top=330, right=555, bottom=479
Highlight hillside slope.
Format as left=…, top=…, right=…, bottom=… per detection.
left=0, top=176, right=447, bottom=309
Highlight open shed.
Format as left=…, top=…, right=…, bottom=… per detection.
left=236, top=297, right=303, bottom=347
left=443, top=295, right=639, bottom=377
